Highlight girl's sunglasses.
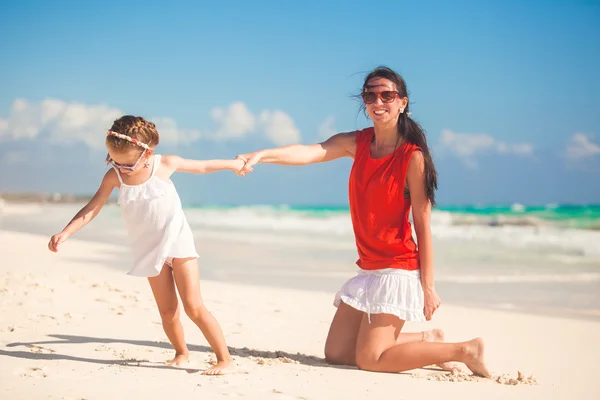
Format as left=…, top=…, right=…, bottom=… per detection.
left=361, top=91, right=400, bottom=104
left=106, top=149, right=147, bottom=172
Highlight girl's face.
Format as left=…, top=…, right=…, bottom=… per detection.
left=106, top=147, right=150, bottom=176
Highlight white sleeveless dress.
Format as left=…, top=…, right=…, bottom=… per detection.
left=113, top=155, right=199, bottom=277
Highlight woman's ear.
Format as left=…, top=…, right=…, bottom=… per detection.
left=400, top=97, right=409, bottom=109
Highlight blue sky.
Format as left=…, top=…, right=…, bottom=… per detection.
left=0, top=0, right=599, bottom=206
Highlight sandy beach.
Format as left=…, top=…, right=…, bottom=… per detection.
left=1, top=204, right=599, bottom=399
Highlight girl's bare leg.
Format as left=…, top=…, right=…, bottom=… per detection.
left=172, top=257, right=233, bottom=375
left=355, top=312, right=490, bottom=377
left=147, top=264, right=189, bottom=365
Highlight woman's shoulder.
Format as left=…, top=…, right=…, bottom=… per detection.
left=405, top=146, right=425, bottom=177
left=355, top=127, right=374, bottom=140
left=404, top=142, right=422, bottom=157
left=350, top=127, right=373, bottom=150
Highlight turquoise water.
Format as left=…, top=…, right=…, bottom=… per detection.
left=437, top=204, right=600, bottom=230
left=185, top=203, right=600, bottom=230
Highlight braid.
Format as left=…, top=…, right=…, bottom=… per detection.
left=106, top=115, right=160, bottom=152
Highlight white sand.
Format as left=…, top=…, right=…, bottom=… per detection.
left=1, top=227, right=599, bottom=399
left=0, top=202, right=43, bottom=216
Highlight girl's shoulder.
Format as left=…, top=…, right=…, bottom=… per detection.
left=95, top=167, right=122, bottom=191
left=159, top=154, right=182, bottom=173
left=103, top=167, right=121, bottom=186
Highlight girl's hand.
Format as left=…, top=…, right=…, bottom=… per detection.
left=48, top=232, right=70, bottom=252
left=235, top=151, right=263, bottom=175
left=231, top=158, right=247, bottom=176
left=423, top=288, right=441, bottom=321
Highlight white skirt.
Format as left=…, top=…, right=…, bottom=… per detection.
left=333, top=268, right=426, bottom=323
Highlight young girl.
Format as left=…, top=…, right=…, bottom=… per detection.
left=48, top=115, right=241, bottom=375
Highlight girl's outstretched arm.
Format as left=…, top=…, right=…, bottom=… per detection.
left=236, top=131, right=357, bottom=175
left=162, top=155, right=245, bottom=175
left=48, top=169, right=119, bottom=252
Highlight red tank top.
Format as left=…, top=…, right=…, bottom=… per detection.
left=348, top=127, right=420, bottom=271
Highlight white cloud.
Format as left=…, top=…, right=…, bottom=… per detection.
left=0, top=118, right=8, bottom=135
left=318, top=116, right=337, bottom=139
left=0, top=99, right=44, bottom=140
left=439, top=129, right=534, bottom=168
left=440, top=130, right=496, bottom=157
left=151, top=117, right=201, bottom=146
left=1, top=98, right=301, bottom=148
left=210, top=102, right=256, bottom=140
left=566, top=133, right=600, bottom=159
left=209, top=102, right=301, bottom=145
left=50, top=101, right=123, bottom=149
left=0, top=98, right=202, bottom=149
left=259, top=110, right=301, bottom=146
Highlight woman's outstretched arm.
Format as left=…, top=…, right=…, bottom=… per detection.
left=236, top=131, right=356, bottom=174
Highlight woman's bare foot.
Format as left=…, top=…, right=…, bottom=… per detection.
left=203, top=358, right=235, bottom=375
left=462, top=338, right=491, bottom=378
left=166, top=353, right=189, bottom=366
left=424, top=329, right=463, bottom=372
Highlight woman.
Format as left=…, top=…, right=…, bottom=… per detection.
left=236, top=66, right=490, bottom=377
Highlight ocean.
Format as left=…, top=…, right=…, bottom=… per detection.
left=1, top=202, right=599, bottom=320
left=180, top=203, right=600, bottom=258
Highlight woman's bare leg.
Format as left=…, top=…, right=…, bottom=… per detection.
left=396, top=329, right=463, bottom=371
left=355, top=313, right=490, bottom=377
left=325, top=302, right=456, bottom=370
left=171, top=257, right=233, bottom=375
left=147, top=264, right=189, bottom=365
left=395, top=330, right=438, bottom=344
left=324, top=302, right=363, bottom=365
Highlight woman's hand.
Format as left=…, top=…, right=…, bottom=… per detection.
left=235, top=151, right=263, bottom=175
left=423, top=287, right=441, bottom=321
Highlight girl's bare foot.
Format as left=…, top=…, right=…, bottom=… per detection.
left=203, top=358, right=235, bottom=375
left=462, top=338, right=491, bottom=378
left=423, top=329, right=463, bottom=372
left=166, top=353, right=189, bottom=366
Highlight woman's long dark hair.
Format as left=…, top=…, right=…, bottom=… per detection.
left=359, top=66, right=438, bottom=206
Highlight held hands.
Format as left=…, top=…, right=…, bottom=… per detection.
left=48, top=231, right=70, bottom=252
left=423, top=287, right=441, bottom=321
left=233, top=151, right=263, bottom=176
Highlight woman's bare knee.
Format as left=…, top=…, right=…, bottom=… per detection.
left=323, top=302, right=362, bottom=366
left=324, top=344, right=351, bottom=365
left=354, top=313, right=405, bottom=372
left=355, top=350, right=381, bottom=371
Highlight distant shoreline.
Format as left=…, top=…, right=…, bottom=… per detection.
left=1, top=192, right=598, bottom=208
left=0, top=192, right=115, bottom=204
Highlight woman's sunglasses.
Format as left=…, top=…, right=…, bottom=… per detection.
left=106, top=149, right=147, bottom=172
left=361, top=91, right=400, bottom=104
